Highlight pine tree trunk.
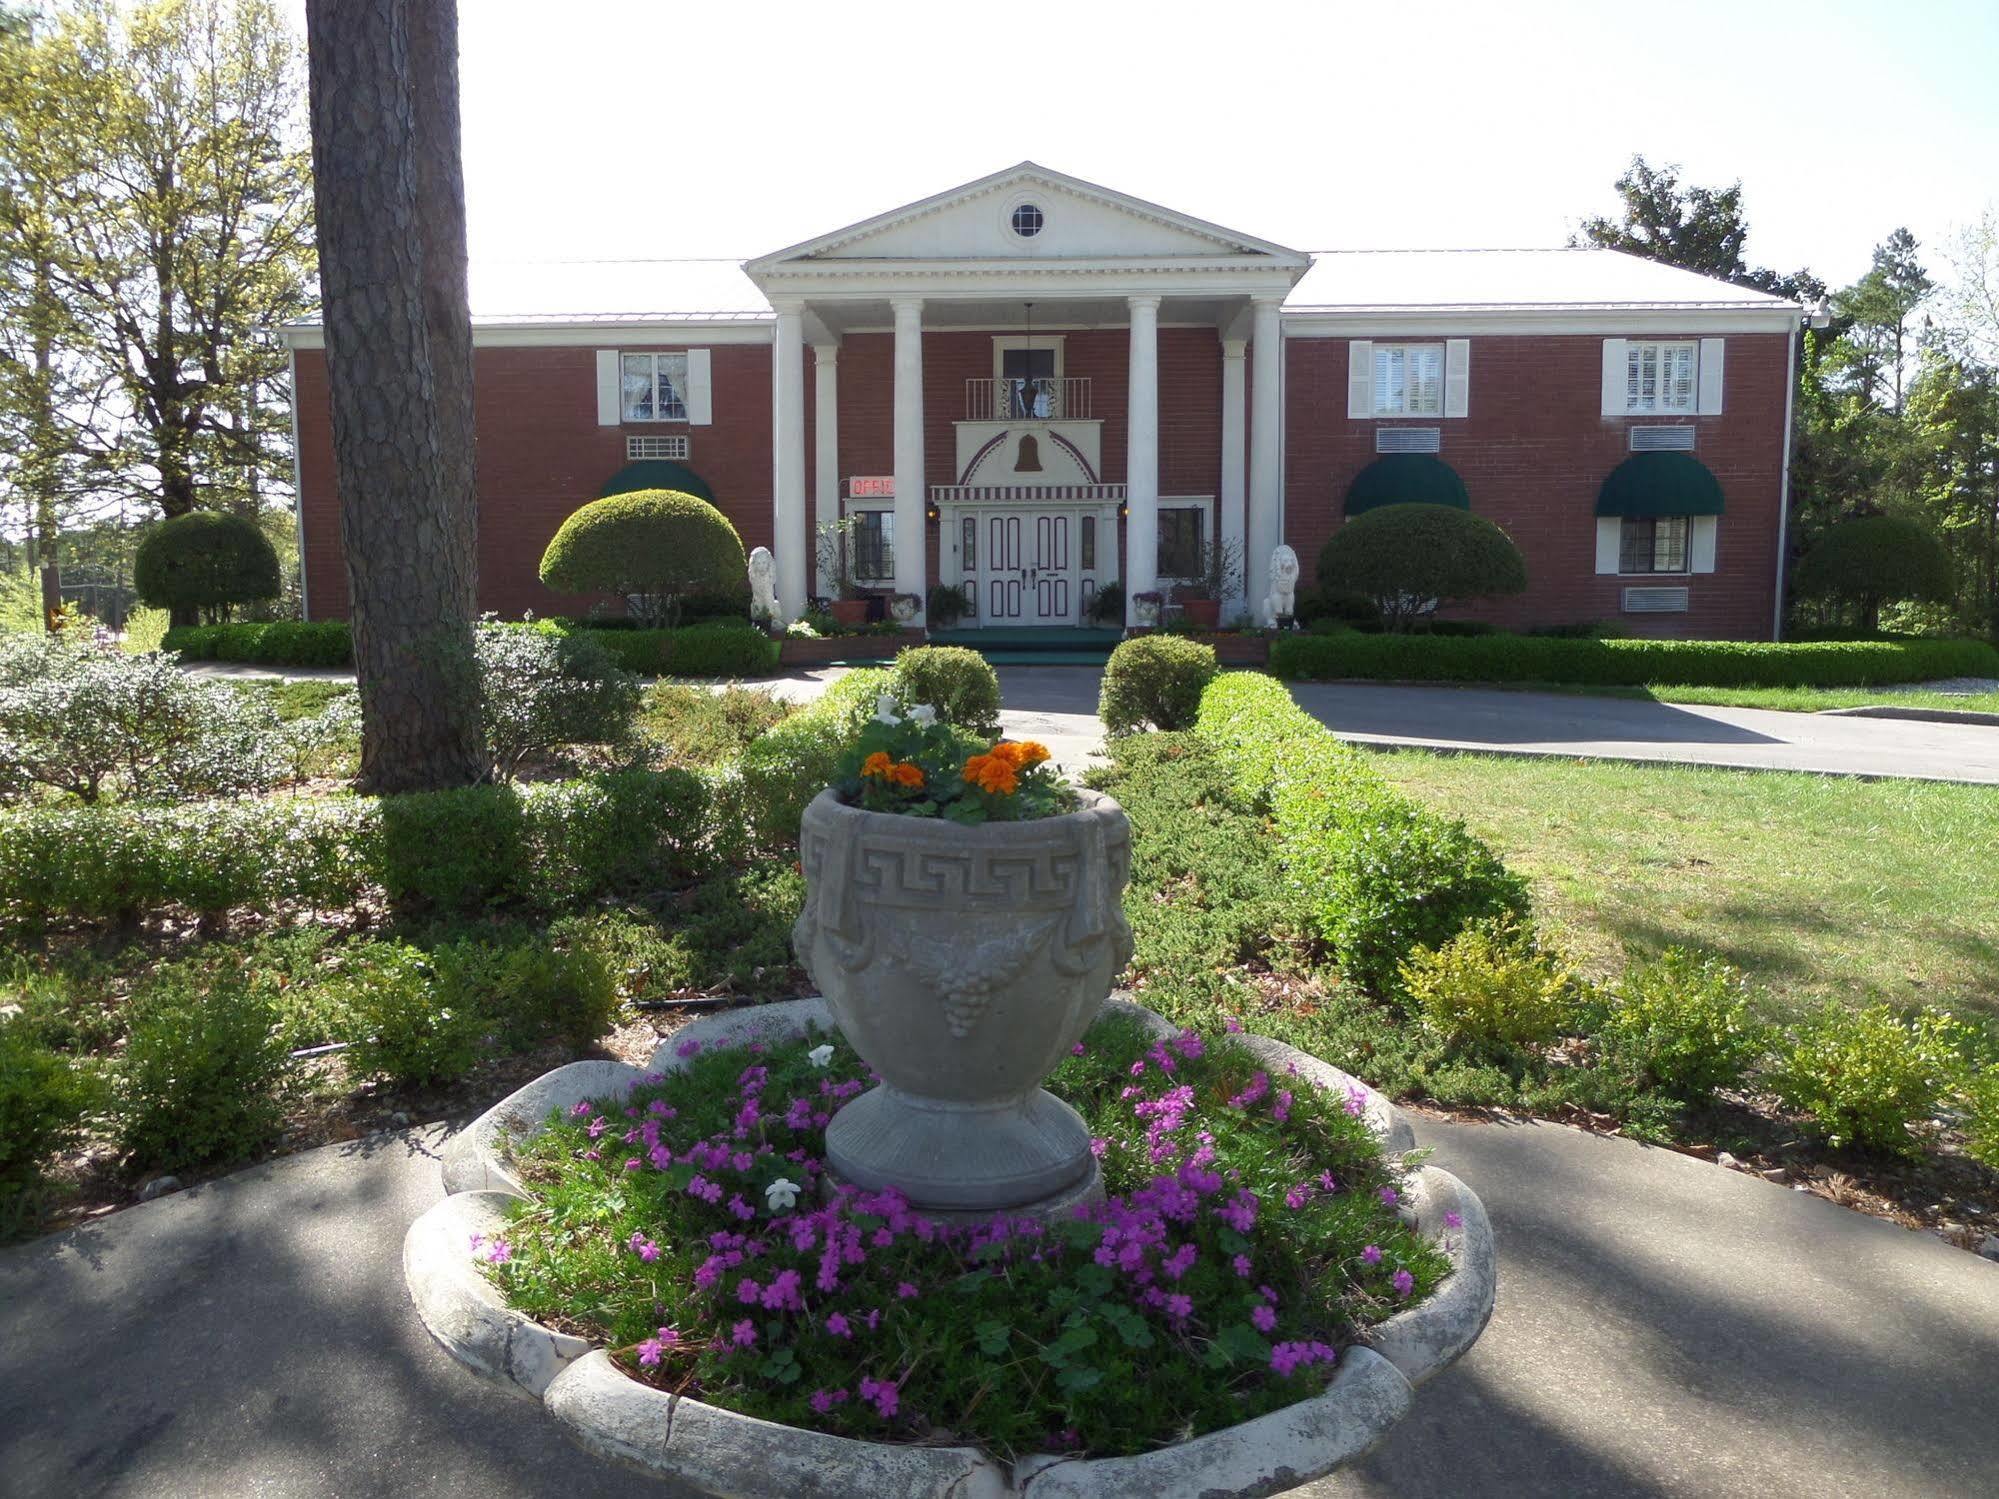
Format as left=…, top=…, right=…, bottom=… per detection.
left=303, top=0, right=484, bottom=794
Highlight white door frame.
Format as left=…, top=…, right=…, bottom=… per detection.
left=940, top=495, right=1120, bottom=627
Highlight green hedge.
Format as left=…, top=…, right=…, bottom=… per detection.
left=1268, top=632, right=1999, bottom=688
left=162, top=620, right=353, bottom=667
left=736, top=668, right=891, bottom=848
left=160, top=619, right=780, bottom=678
left=1194, top=672, right=1527, bottom=999
left=0, top=769, right=712, bottom=927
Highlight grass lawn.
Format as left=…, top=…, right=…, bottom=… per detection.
left=1527, top=681, right=1999, bottom=715
left=1372, top=749, right=1999, bottom=1024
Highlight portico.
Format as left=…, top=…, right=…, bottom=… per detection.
left=745, top=162, right=1308, bottom=627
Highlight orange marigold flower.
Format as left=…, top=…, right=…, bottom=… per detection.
left=991, top=739, right=1050, bottom=769
left=961, top=752, right=1018, bottom=796
left=860, top=751, right=893, bottom=778
left=889, top=761, right=926, bottom=789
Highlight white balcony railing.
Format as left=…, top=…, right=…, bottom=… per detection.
left=964, top=376, right=1092, bottom=422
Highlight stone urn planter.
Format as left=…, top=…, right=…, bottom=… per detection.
left=792, top=786, right=1134, bottom=1215
left=888, top=591, right=922, bottom=624
left=1131, top=591, right=1162, bottom=627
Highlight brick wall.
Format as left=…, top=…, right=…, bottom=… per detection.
left=1282, top=332, right=1792, bottom=639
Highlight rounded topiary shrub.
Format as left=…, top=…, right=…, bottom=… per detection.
left=1099, top=636, right=1218, bottom=737
left=133, top=511, right=282, bottom=625
left=539, top=489, right=747, bottom=628
left=1791, top=515, right=1952, bottom=631
left=890, top=645, right=1001, bottom=734
left=1317, top=504, right=1527, bottom=632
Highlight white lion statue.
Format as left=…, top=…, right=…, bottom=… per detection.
left=747, top=546, right=778, bottom=623
left=1262, top=544, right=1300, bottom=627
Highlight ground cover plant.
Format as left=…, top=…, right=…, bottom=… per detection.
left=486, top=1012, right=1448, bottom=1459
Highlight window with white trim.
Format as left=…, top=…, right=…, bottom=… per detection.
left=1619, top=515, right=1690, bottom=574
left=621, top=352, right=689, bottom=422
left=1624, top=342, right=1698, bottom=414
left=845, top=506, right=894, bottom=582
left=1372, top=344, right=1444, bottom=417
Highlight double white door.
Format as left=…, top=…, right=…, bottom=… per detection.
left=973, top=509, right=1077, bottom=626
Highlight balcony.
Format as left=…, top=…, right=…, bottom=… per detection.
left=964, top=376, right=1092, bottom=422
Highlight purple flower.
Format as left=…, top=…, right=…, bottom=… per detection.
left=568, top=1100, right=592, bottom=1118
left=1228, top=1072, right=1270, bottom=1110
left=1379, top=1186, right=1399, bottom=1207
left=586, top=1117, right=609, bottom=1138
left=1231, top=1253, right=1253, bottom=1278
left=675, top=1037, right=703, bottom=1058
left=627, top=1232, right=660, bottom=1263
left=1273, top=1089, right=1293, bottom=1125
left=895, top=1281, right=919, bottom=1300
left=636, top=1337, right=665, bottom=1367
left=1345, top=1086, right=1368, bottom=1118
left=809, top=1387, right=847, bottom=1415
left=483, top=1237, right=512, bottom=1265
left=859, top=1375, right=900, bottom=1419
left=1162, top=1243, right=1198, bottom=1281
left=1223, top=1015, right=1244, bottom=1033
left=1170, top=1029, right=1205, bottom=1060
left=1165, top=1293, right=1193, bottom=1322
left=1089, top=1137, right=1109, bottom=1159
left=1393, top=1268, right=1415, bottom=1298
left=730, top=1319, right=757, bottom=1348
left=1070, top=1042, right=1086, bottom=1056
left=1444, top=1210, right=1464, bottom=1230
left=1361, top=1244, right=1382, bottom=1265
left=736, top=1277, right=762, bottom=1305
left=825, top=1312, right=852, bottom=1339
left=1251, top=1304, right=1277, bottom=1332
left=1284, top=1185, right=1309, bottom=1210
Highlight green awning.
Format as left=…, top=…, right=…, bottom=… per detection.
left=1596, top=453, right=1724, bottom=517
left=1345, top=454, right=1471, bottom=515
left=599, top=460, right=716, bottom=504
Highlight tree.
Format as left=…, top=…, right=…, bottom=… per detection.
left=133, top=509, right=279, bottom=623
left=304, top=0, right=484, bottom=792
left=0, top=1, right=315, bottom=522
left=1830, top=229, right=1933, bottom=411
left=1317, top=504, right=1528, bottom=632
left=1790, top=515, right=1953, bottom=632
left=539, top=489, right=748, bottom=627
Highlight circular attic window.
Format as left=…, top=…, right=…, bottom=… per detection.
left=1010, top=202, right=1045, bottom=238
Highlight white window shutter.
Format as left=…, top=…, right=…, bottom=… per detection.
left=1697, top=338, right=1725, bottom=415
left=595, top=350, right=622, bottom=426
left=1347, top=341, right=1374, bottom=419
left=1595, top=517, right=1623, bottom=574
left=1443, top=339, right=1470, bottom=418
left=1690, top=516, right=1718, bottom=572
left=1600, top=339, right=1628, bottom=417
left=684, top=349, right=713, bottom=425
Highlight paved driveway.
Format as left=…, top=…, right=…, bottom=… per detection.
left=4, top=1111, right=1994, bottom=1498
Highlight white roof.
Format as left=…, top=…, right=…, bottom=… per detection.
left=1286, top=247, right=1797, bottom=312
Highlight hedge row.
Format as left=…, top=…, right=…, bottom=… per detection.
left=736, top=668, right=892, bottom=847
left=160, top=619, right=781, bottom=678
left=0, top=769, right=712, bottom=927
left=162, top=620, right=353, bottom=667
left=1267, top=632, right=1999, bottom=688
left=1194, top=672, right=1528, bottom=999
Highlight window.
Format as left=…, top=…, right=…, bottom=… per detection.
left=961, top=516, right=977, bottom=571
left=1010, top=202, right=1044, bottom=238
left=850, top=510, right=894, bottom=582
left=1080, top=515, right=1096, bottom=570
left=1619, top=515, right=1689, bottom=574
left=626, top=434, right=688, bottom=460
left=621, top=352, right=689, bottom=422
left=1372, top=344, right=1444, bottom=417
left=1158, top=507, right=1204, bottom=580
left=1625, top=342, right=1697, bottom=414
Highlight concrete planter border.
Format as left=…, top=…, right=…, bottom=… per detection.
left=406, top=996, right=1496, bottom=1496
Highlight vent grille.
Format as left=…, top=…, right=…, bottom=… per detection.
left=627, top=435, right=689, bottom=461
left=1629, top=425, right=1696, bottom=452
left=1622, top=586, right=1690, bottom=614
left=1375, top=427, right=1442, bottom=454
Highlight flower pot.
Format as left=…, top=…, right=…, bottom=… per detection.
left=1180, top=596, right=1222, bottom=630
left=889, top=594, right=921, bottom=624
left=793, top=787, right=1134, bottom=1214
left=828, top=598, right=869, bottom=627
left=1132, top=597, right=1160, bottom=628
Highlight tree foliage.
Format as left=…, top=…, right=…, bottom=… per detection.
left=1790, top=515, right=1953, bottom=631
left=0, top=0, right=315, bottom=538
left=1317, top=504, right=1527, bottom=632
left=133, top=509, right=280, bottom=621
left=540, top=489, right=748, bottom=628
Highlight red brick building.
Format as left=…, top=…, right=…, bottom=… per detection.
left=287, top=163, right=1808, bottom=638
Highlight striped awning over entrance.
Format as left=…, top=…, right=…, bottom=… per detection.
left=929, top=484, right=1127, bottom=504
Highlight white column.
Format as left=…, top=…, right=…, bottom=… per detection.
left=771, top=301, right=807, bottom=623
left=891, top=297, right=926, bottom=620
left=813, top=343, right=839, bottom=603
left=1246, top=295, right=1283, bottom=617
left=1219, top=335, right=1248, bottom=620
left=1124, top=294, right=1161, bottom=625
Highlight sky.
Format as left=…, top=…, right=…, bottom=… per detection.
left=324, top=0, right=1998, bottom=290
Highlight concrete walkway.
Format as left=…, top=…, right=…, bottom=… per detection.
left=3, top=1112, right=1993, bottom=1498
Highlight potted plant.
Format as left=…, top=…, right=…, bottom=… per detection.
left=1130, top=590, right=1163, bottom=628
left=1176, top=533, right=1244, bottom=631
left=793, top=695, right=1133, bottom=1213
left=925, top=582, right=970, bottom=629
left=1085, top=579, right=1123, bottom=629
left=889, top=592, right=922, bottom=625
left=815, top=518, right=871, bottom=628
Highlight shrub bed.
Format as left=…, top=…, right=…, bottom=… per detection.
left=161, top=619, right=781, bottom=678
left=1193, top=673, right=1527, bottom=998
left=1099, top=636, right=1218, bottom=736
left=162, top=620, right=353, bottom=667
left=0, top=768, right=713, bottom=927
left=487, top=1012, right=1445, bottom=1460
left=736, top=669, right=893, bottom=848
left=1268, top=633, right=1999, bottom=689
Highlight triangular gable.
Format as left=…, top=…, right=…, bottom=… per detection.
left=748, top=162, right=1307, bottom=269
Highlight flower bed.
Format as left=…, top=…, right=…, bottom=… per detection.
left=413, top=1000, right=1492, bottom=1489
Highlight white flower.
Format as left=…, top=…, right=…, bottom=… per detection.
left=907, top=703, right=937, bottom=727
left=765, top=1177, right=802, bottom=1212
left=873, top=693, right=901, bottom=726
left=808, top=1043, right=835, bottom=1068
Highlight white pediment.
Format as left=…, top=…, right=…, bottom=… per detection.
left=749, top=163, right=1305, bottom=270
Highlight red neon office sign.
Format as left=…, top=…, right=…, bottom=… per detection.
left=848, top=476, right=895, bottom=498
